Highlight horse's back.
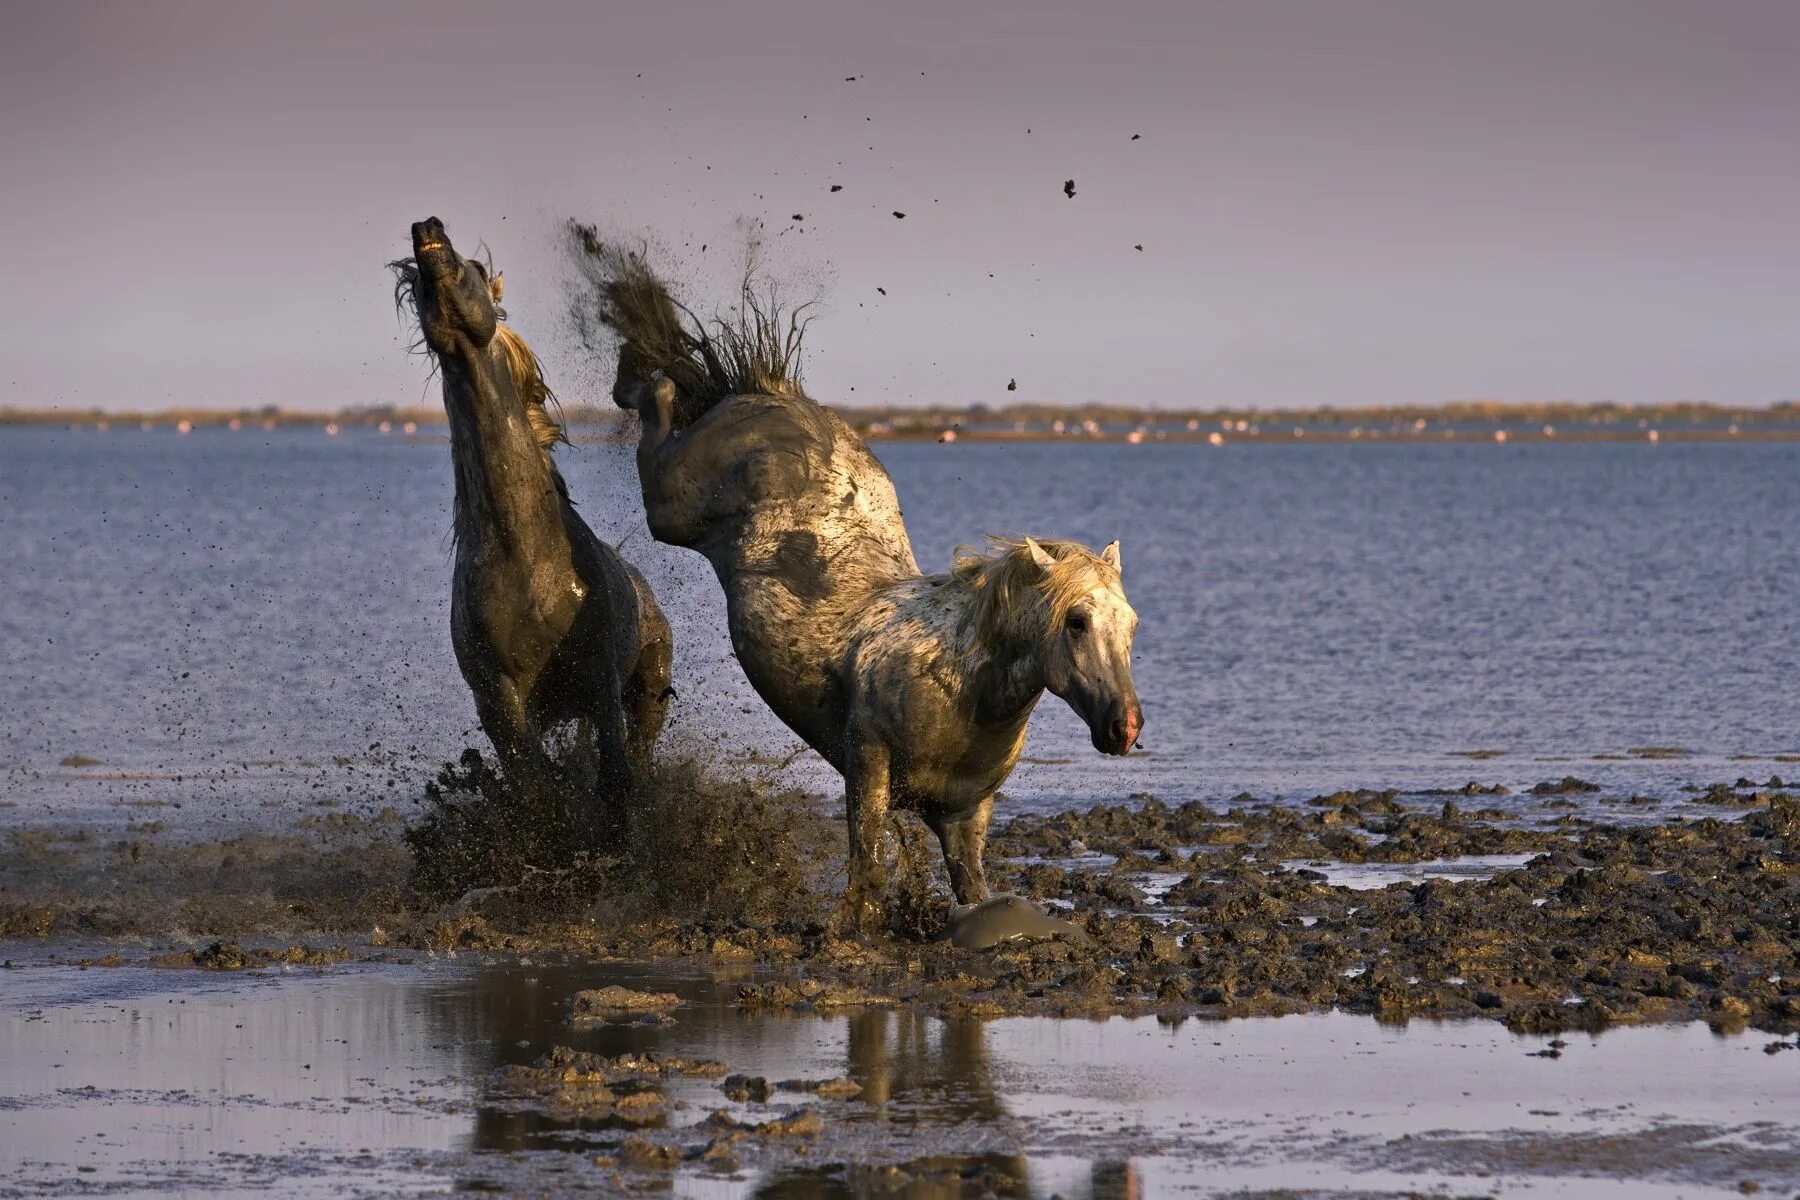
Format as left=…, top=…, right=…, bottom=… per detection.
left=682, top=393, right=917, bottom=582
left=665, top=392, right=919, bottom=760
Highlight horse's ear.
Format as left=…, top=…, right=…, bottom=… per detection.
left=1102, top=540, right=1121, bottom=572
left=1023, top=536, right=1056, bottom=575
left=490, top=271, right=505, bottom=304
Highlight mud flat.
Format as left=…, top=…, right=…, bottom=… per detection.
left=4, top=782, right=1799, bottom=1030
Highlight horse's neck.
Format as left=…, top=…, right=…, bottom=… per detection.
left=442, top=350, right=565, bottom=559
left=951, top=593, right=1047, bottom=726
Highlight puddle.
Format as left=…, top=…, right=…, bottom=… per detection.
left=0, top=957, right=1795, bottom=1197
left=1284, top=852, right=1542, bottom=891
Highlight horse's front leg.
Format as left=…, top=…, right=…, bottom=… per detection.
left=475, top=677, right=554, bottom=810
left=927, top=794, right=994, bottom=906
left=841, top=739, right=892, bottom=936
left=622, top=576, right=674, bottom=773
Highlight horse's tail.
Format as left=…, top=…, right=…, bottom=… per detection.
left=567, top=222, right=813, bottom=432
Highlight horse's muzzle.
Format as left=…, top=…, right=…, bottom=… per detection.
left=411, top=216, right=456, bottom=274
left=1094, top=701, right=1143, bottom=756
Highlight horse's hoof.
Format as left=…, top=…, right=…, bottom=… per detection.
left=947, top=894, right=1086, bottom=951
left=828, top=892, right=888, bottom=942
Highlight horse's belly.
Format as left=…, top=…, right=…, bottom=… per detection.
left=895, top=764, right=1008, bottom=816
left=894, top=732, right=1027, bottom=816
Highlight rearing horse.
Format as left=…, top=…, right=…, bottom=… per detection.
left=393, top=218, right=673, bottom=813
left=577, top=237, right=1142, bottom=931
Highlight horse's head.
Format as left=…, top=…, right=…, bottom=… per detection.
left=961, top=537, right=1144, bottom=756
left=1027, top=537, right=1143, bottom=755
left=400, top=216, right=505, bottom=361
left=392, top=217, right=564, bottom=456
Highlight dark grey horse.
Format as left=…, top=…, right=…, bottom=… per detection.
left=394, top=218, right=672, bottom=812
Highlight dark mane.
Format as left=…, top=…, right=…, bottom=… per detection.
left=567, top=222, right=814, bottom=431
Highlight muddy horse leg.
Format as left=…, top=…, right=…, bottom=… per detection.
left=475, top=677, right=550, bottom=801
left=842, top=740, right=893, bottom=936
left=927, top=794, right=995, bottom=906
left=588, top=657, right=636, bottom=836
left=623, top=630, right=673, bottom=774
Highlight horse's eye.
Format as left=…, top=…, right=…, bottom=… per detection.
left=1066, top=612, right=1089, bottom=635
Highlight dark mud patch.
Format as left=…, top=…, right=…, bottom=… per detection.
left=0, top=808, right=411, bottom=941
left=7, top=775, right=1799, bottom=1037
left=389, top=785, right=1799, bottom=1035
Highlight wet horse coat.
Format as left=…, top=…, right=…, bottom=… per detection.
left=394, top=218, right=672, bottom=807
left=616, top=368, right=1142, bottom=931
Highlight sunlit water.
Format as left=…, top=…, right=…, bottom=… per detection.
left=0, top=958, right=1793, bottom=1198
left=4, top=427, right=1798, bottom=828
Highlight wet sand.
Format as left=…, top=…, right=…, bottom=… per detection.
left=3, top=955, right=1797, bottom=1198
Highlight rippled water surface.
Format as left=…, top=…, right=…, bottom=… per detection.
left=4, top=427, right=1798, bottom=822
left=2, top=958, right=1794, bottom=1198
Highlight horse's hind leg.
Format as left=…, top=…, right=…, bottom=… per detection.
left=842, top=741, right=894, bottom=936
left=589, top=659, right=635, bottom=832
left=623, top=628, right=674, bottom=774
left=927, top=794, right=995, bottom=906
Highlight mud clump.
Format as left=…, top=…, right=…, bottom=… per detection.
left=736, top=979, right=897, bottom=1011
left=191, top=942, right=352, bottom=970
left=777, top=1076, right=862, bottom=1100
left=194, top=940, right=257, bottom=970
left=490, top=1045, right=727, bottom=1123
left=721, top=1074, right=772, bottom=1102
left=1530, top=776, right=1602, bottom=795
left=569, top=985, right=682, bottom=1024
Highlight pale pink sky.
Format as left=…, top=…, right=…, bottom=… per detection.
left=4, top=0, right=1798, bottom=411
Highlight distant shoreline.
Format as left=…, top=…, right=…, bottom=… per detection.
left=7, top=402, right=1800, bottom=445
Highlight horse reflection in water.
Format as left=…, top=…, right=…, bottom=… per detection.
left=441, top=964, right=1138, bottom=1197
left=571, top=230, right=1144, bottom=933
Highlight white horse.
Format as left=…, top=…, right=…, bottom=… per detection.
left=579, top=238, right=1142, bottom=932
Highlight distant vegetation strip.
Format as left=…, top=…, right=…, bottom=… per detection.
left=7, top=401, right=1800, bottom=444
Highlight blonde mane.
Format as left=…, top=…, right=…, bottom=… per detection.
left=492, top=322, right=565, bottom=452
left=951, top=537, right=1121, bottom=645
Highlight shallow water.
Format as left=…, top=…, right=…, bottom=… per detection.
left=2, top=956, right=1796, bottom=1198
left=4, top=428, right=1799, bottom=830
left=1282, top=852, right=1544, bottom=891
